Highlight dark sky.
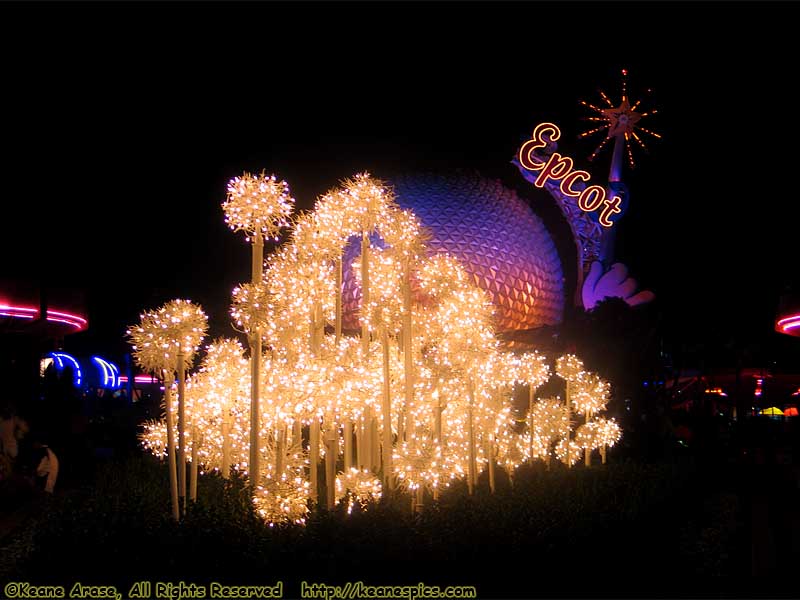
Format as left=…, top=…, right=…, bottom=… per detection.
left=1, top=1, right=797, bottom=364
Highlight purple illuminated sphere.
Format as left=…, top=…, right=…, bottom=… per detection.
left=341, top=173, right=564, bottom=332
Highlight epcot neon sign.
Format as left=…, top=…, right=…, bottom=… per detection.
left=518, top=122, right=623, bottom=227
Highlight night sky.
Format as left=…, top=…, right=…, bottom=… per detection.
left=1, top=2, right=797, bottom=366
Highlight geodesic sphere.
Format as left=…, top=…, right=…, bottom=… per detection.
left=341, top=173, right=564, bottom=332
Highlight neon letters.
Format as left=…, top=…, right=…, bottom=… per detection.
left=518, top=122, right=622, bottom=227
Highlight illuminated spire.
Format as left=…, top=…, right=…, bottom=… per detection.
left=579, top=69, right=661, bottom=174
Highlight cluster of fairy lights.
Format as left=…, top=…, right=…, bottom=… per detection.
left=128, top=300, right=208, bottom=374
left=335, top=468, right=382, bottom=514
left=222, top=172, right=295, bottom=241
left=133, top=172, right=622, bottom=525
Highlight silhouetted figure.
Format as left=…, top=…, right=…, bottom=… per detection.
left=18, top=438, right=59, bottom=494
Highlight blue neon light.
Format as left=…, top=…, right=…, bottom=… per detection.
left=92, top=356, right=121, bottom=390
left=48, top=352, right=82, bottom=387
left=109, top=362, right=120, bottom=390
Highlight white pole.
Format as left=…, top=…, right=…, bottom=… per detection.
left=565, top=381, right=571, bottom=468
left=467, top=379, right=476, bottom=495
left=434, top=404, right=443, bottom=447
left=487, top=435, right=496, bottom=494
left=313, top=303, right=324, bottom=354
left=344, top=421, right=352, bottom=472
left=293, top=420, right=302, bottom=448
left=528, top=385, right=535, bottom=464
left=381, top=328, right=393, bottom=493
left=363, top=406, right=372, bottom=471
left=164, top=372, right=179, bottom=521
left=324, top=422, right=336, bottom=510
left=356, top=414, right=364, bottom=470
left=402, top=261, right=414, bottom=443
left=335, top=256, right=343, bottom=345
left=276, top=426, right=284, bottom=476
left=360, top=232, right=370, bottom=357
left=177, top=351, right=187, bottom=515
left=249, top=236, right=264, bottom=492
left=310, top=417, right=319, bottom=502
left=221, top=411, right=230, bottom=480
left=190, top=424, right=199, bottom=502
left=584, top=412, right=591, bottom=467
left=371, top=415, right=380, bottom=472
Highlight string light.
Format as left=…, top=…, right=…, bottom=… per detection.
left=127, top=299, right=208, bottom=374
left=223, top=172, right=295, bottom=242
left=335, top=468, right=383, bottom=514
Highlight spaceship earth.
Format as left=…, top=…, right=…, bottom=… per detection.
left=341, top=173, right=565, bottom=332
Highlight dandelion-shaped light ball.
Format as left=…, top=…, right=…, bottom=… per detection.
left=393, top=436, right=457, bottom=493
left=139, top=419, right=168, bottom=458
left=528, top=398, right=569, bottom=459
left=555, top=437, right=583, bottom=466
left=339, top=172, right=394, bottom=235
left=230, top=282, right=273, bottom=335
left=595, top=417, right=622, bottom=448
left=223, top=172, right=295, bottom=242
left=379, top=206, right=430, bottom=259
left=416, top=254, right=472, bottom=301
left=571, top=372, right=611, bottom=415
left=127, top=299, right=208, bottom=374
left=573, top=422, right=600, bottom=452
left=519, top=352, right=551, bottom=390
left=253, top=477, right=310, bottom=526
left=127, top=311, right=169, bottom=375
left=291, top=208, right=347, bottom=263
left=335, top=468, right=383, bottom=514
left=556, top=354, right=585, bottom=383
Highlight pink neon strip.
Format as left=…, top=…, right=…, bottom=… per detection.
left=48, top=310, right=87, bottom=325
left=118, top=375, right=160, bottom=384
left=46, top=317, right=83, bottom=329
left=0, top=304, right=87, bottom=330
left=782, top=321, right=800, bottom=331
left=777, top=314, right=800, bottom=326
left=0, top=305, right=36, bottom=312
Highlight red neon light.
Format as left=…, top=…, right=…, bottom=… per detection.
left=777, top=314, right=800, bottom=334
left=118, top=375, right=160, bottom=384
left=48, top=310, right=87, bottom=325
left=0, top=311, right=34, bottom=319
left=0, top=304, right=88, bottom=331
left=777, top=315, right=800, bottom=324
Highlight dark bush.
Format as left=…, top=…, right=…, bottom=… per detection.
left=1, top=455, right=746, bottom=598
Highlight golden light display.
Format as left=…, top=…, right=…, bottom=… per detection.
left=128, top=300, right=209, bottom=374
left=222, top=172, right=295, bottom=241
left=134, top=170, right=624, bottom=525
left=335, top=468, right=383, bottom=514
left=128, top=299, right=209, bottom=520
left=230, top=283, right=273, bottom=337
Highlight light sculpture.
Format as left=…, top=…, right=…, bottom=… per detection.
left=223, top=172, right=295, bottom=493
